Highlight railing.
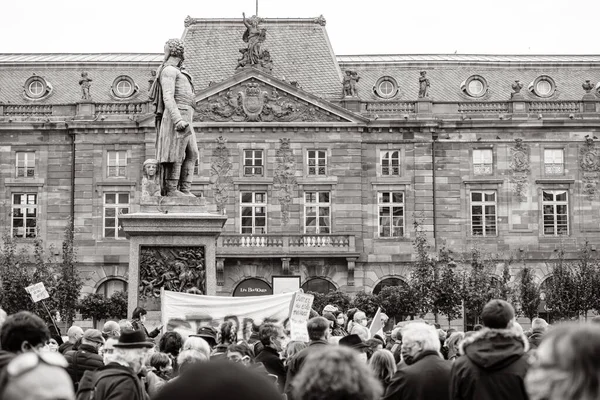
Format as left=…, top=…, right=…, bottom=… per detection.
left=365, top=101, right=415, bottom=114
left=222, top=236, right=284, bottom=247
left=529, top=101, right=580, bottom=113
left=4, top=104, right=53, bottom=115
left=289, top=235, right=351, bottom=247
left=218, top=234, right=356, bottom=255
left=458, top=102, right=509, bottom=113
left=96, top=102, right=146, bottom=115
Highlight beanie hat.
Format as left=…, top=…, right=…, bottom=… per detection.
left=322, top=304, right=338, bottom=314
left=481, top=299, right=515, bottom=329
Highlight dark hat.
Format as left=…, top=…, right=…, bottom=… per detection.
left=113, top=329, right=154, bottom=348
left=194, top=326, right=217, bottom=347
left=481, top=299, right=515, bottom=329
left=83, top=329, right=105, bottom=345
left=322, top=312, right=336, bottom=325
left=339, top=334, right=369, bottom=349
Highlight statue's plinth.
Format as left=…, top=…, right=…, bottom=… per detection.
left=120, top=199, right=227, bottom=317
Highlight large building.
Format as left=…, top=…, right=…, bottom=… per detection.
left=1, top=15, right=599, bottom=315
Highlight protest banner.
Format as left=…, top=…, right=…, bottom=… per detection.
left=25, top=282, right=50, bottom=303
left=288, top=291, right=314, bottom=342
left=369, top=307, right=384, bottom=338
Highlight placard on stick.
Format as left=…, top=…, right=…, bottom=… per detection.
left=288, top=291, right=314, bottom=342
left=25, top=282, right=50, bottom=303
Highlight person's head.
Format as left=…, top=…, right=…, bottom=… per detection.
left=226, top=343, right=254, bottom=366
left=112, top=329, right=154, bottom=373
left=445, top=331, right=465, bottom=356
left=322, top=304, right=338, bottom=315
left=354, top=311, right=368, bottom=326
left=292, top=346, right=383, bottom=400
left=183, top=336, right=211, bottom=360
left=177, top=349, right=208, bottom=374
left=0, top=311, right=51, bottom=353
left=159, top=331, right=183, bottom=357
left=307, top=316, right=330, bottom=341
left=218, top=320, right=237, bottom=345
left=50, top=310, right=61, bottom=323
left=400, top=322, right=440, bottom=365
left=143, top=159, right=158, bottom=178
left=150, top=352, right=173, bottom=375
left=369, top=349, right=396, bottom=383
left=101, top=337, right=119, bottom=364
left=531, top=318, right=549, bottom=333
left=67, top=325, right=84, bottom=343
left=380, top=313, right=389, bottom=325
left=285, top=341, right=308, bottom=360
left=224, top=315, right=240, bottom=334
left=195, top=326, right=217, bottom=348
left=322, top=312, right=337, bottom=329
left=526, top=323, right=600, bottom=400
left=101, top=320, right=120, bottom=339
left=131, top=307, right=147, bottom=323
left=336, top=313, right=347, bottom=328
left=259, top=323, right=287, bottom=352
left=365, top=338, right=384, bottom=359
left=164, top=38, right=185, bottom=61
left=81, top=329, right=105, bottom=351
left=45, top=338, right=59, bottom=353
left=481, top=299, right=515, bottom=329
left=118, top=319, right=133, bottom=332
left=242, top=317, right=255, bottom=341
left=0, top=352, right=74, bottom=400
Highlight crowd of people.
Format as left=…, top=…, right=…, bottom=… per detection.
left=0, top=299, right=600, bottom=399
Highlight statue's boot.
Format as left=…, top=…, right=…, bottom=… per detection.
left=178, top=158, right=196, bottom=197
left=164, top=162, right=186, bottom=197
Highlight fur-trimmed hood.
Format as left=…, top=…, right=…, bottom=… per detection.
left=459, top=328, right=529, bottom=371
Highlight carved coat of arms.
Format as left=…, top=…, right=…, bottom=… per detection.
left=238, top=83, right=266, bottom=121
left=580, top=138, right=600, bottom=172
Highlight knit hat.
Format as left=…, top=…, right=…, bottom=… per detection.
left=322, top=304, right=338, bottom=314
left=481, top=299, right=515, bottom=329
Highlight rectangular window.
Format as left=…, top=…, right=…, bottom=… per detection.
left=542, top=190, right=568, bottom=236
left=107, top=151, right=127, bottom=177
left=12, top=194, right=37, bottom=238
left=470, top=191, right=497, bottom=236
left=378, top=191, right=405, bottom=237
left=544, top=149, right=564, bottom=175
left=243, top=150, right=264, bottom=176
left=104, top=193, right=129, bottom=238
left=16, top=152, right=35, bottom=178
left=381, top=150, right=400, bottom=176
left=473, top=149, right=493, bottom=176
left=240, top=192, right=267, bottom=234
left=307, top=150, right=327, bottom=176
left=304, top=191, right=330, bottom=234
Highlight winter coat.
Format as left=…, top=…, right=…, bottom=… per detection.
left=284, top=339, right=329, bottom=399
left=64, top=343, right=105, bottom=388
left=93, top=362, right=148, bottom=400
left=59, top=341, right=75, bottom=354
left=383, top=350, right=452, bottom=400
left=255, top=346, right=286, bottom=392
left=130, top=319, right=160, bottom=339
left=450, top=328, right=530, bottom=400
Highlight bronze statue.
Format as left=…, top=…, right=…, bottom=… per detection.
left=141, top=159, right=161, bottom=197
left=149, top=39, right=200, bottom=197
left=342, top=71, right=360, bottom=97
left=418, top=71, right=430, bottom=98
left=79, top=72, right=92, bottom=100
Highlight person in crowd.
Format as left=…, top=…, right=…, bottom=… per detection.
left=154, top=361, right=282, bottom=400
left=158, top=331, right=183, bottom=372
left=118, top=319, right=133, bottom=332
left=47, top=338, right=59, bottom=352
left=64, top=328, right=105, bottom=389
left=0, top=351, right=75, bottom=400
left=83, top=329, right=153, bottom=400
left=46, top=309, right=64, bottom=346
left=130, top=307, right=161, bottom=339
left=176, top=349, right=208, bottom=375
left=340, top=334, right=371, bottom=362
left=0, top=311, right=51, bottom=370
left=351, top=310, right=371, bottom=341
left=383, top=322, right=451, bottom=400
left=388, top=328, right=403, bottom=363
left=183, top=335, right=211, bottom=360
left=224, top=315, right=240, bottom=335
left=334, top=312, right=349, bottom=336
left=241, top=317, right=257, bottom=344
left=445, top=331, right=465, bottom=361
left=255, top=322, right=287, bottom=392
left=525, top=322, right=600, bottom=400
left=365, top=337, right=384, bottom=360
left=450, top=299, right=529, bottom=400
left=346, top=308, right=358, bottom=333
left=101, top=336, right=119, bottom=365
left=292, top=345, right=383, bottom=400
left=59, top=325, right=84, bottom=354
left=146, top=352, right=172, bottom=397
left=528, top=317, right=548, bottom=351
left=369, top=349, right=397, bottom=393
left=323, top=304, right=339, bottom=315
left=195, top=326, right=218, bottom=349
left=102, top=320, right=121, bottom=340
left=283, top=341, right=307, bottom=367
left=211, top=320, right=237, bottom=360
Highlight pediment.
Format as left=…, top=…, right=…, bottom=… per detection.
left=193, top=69, right=366, bottom=124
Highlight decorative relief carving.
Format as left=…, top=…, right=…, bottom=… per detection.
left=313, top=15, right=326, bottom=26
left=580, top=137, right=600, bottom=199
left=509, top=139, right=530, bottom=201
left=237, top=13, right=272, bottom=72
left=194, top=81, right=341, bottom=122
left=184, top=15, right=193, bottom=27
left=210, top=136, right=233, bottom=214
left=273, top=138, right=297, bottom=225
left=139, top=246, right=205, bottom=298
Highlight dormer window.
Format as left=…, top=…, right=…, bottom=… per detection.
left=461, top=75, right=488, bottom=98
left=529, top=76, right=556, bottom=98
left=24, top=75, right=52, bottom=100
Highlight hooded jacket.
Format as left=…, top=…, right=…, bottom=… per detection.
left=450, top=328, right=530, bottom=400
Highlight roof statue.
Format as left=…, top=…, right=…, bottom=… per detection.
left=237, top=13, right=272, bottom=73
left=418, top=71, right=430, bottom=98
left=79, top=71, right=92, bottom=100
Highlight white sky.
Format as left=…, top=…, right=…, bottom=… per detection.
left=1, top=0, right=598, bottom=55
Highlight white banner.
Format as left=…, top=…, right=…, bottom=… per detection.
left=161, top=289, right=297, bottom=337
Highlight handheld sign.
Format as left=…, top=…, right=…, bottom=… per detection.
left=288, top=291, right=314, bottom=342
left=25, top=282, right=50, bottom=303
left=369, top=307, right=384, bottom=338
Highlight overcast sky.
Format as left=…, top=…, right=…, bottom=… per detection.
left=1, top=0, right=598, bottom=55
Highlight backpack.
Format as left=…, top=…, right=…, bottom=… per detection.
left=75, top=368, right=139, bottom=400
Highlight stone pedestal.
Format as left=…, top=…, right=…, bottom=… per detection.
left=76, top=101, right=95, bottom=117
left=120, top=197, right=227, bottom=317
left=416, top=98, right=432, bottom=114
left=341, top=97, right=362, bottom=113
left=582, top=93, right=598, bottom=113
left=509, top=93, right=528, bottom=116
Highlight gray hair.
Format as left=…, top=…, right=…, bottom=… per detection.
left=401, top=322, right=440, bottom=352
left=113, top=347, right=149, bottom=370
left=532, top=318, right=548, bottom=332
left=183, top=336, right=211, bottom=360
left=177, top=349, right=208, bottom=374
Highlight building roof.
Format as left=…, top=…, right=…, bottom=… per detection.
left=0, top=53, right=163, bottom=64
left=337, top=54, right=600, bottom=65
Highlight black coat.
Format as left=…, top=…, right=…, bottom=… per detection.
left=450, top=328, right=530, bottom=400
left=284, top=339, right=329, bottom=398
left=383, top=350, right=452, bottom=400
left=58, top=341, right=75, bottom=354
left=131, top=319, right=160, bottom=338
left=64, top=343, right=105, bottom=388
left=93, top=362, right=148, bottom=400
left=255, top=345, right=286, bottom=393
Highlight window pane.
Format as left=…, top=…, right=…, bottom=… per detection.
left=241, top=207, right=252, bottom=217
left=105, top=228, right=116, bottom=237
left=542, top=191, right=553, bottom=201
left=471, top=192, right=482, bottom=202
left=106, top=194, right=116, bottom=204
left=392, top=192, right=404, bottom=203
left=105, top=208, right=116, bottom=217
left=392, top=207, right=404, bottom=217
left=306, top=207, right=316, bottom=217
left=556, top=192, right=567, bottom=201
left=305, top=193, right=316, bottom=203
left=472, top=206, right=483, bottom=215
left=319, top=192, right=330, bottom=203
left=118, top=194, right=129, bottom=204
left=319, top=207, right=330, bottom=217
left=241, top=193, right=252, bottom=203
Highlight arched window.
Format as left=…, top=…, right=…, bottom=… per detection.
left=96, top=278, right=128, bottom=298
left=301, top=278, right=336, bottom=294
left=233, top=278, right=272, bottom=297
left=372, top=277, right=407, bottom=295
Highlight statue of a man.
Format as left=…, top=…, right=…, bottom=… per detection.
left=149, top=39, right=200, bottom=197
left=79, top=72, right=92, bottom=100
left=418, top=71, right=430, bottom=98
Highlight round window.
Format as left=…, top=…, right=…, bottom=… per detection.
left=531, top=75, right=556, bottom=98
left=468, top=79, right=484, bottom=96
left=29, top=81, right=44, bottom=97
left=462, top=75, right=488, bottom=98
left=378, top=80, right=395, bottom=97
left=116, top=80, right=132, bottom=97
left=536, top=80, right=552, bottom=96
left=374, top=76, right=398, bottom=99
left=111, top=76, right=137, bottom=99
left=24, top=76, right=50, bottom=99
